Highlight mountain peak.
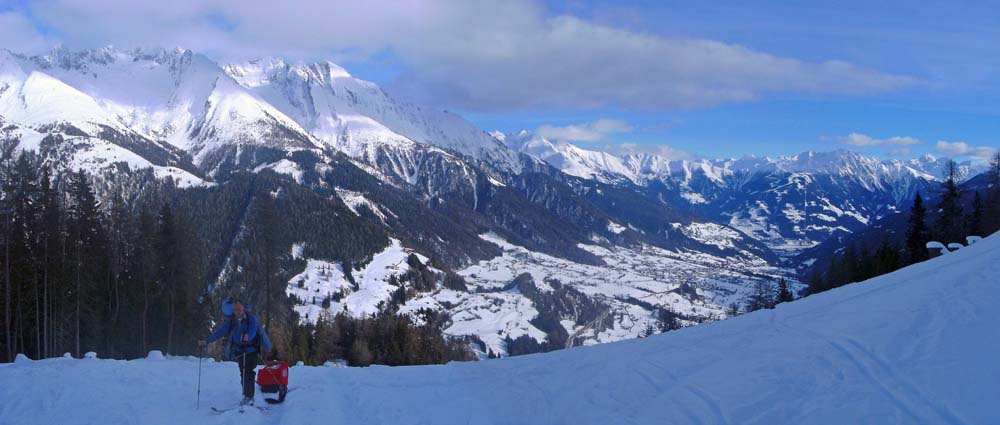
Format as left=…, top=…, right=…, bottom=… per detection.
left=29, top=45, right=194, bottom=72
left=319, top=60, right=352, bottom=79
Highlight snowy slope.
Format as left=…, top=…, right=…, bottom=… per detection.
left=224, top=58, right=518, bottom=171
left=3, top=47, right=319, bottom=173
left=288, top=231, right=793, bottom=355
left=287, top=239, right=436, bottom=322
left=0, top=112, right=206, bottom=188
left=4, top=231, right=998, bottom=424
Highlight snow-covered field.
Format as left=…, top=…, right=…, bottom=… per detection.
left=446, top=233, right=794, bottom=351
left=287, top=239, right=434, bottom=322
left=5, top=231, right=998, bottom=424
left=289, top=232, right=795, bottom=355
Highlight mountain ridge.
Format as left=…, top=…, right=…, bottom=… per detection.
left=3, top=45, right=980, bottom=354
left=502, top=129, right=986, bottom=258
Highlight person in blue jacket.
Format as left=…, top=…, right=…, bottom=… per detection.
left=199, top=299, right=271, bottom=405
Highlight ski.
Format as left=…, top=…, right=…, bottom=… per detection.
left=210, top=405, right=240, bottom=414
left=210, top=401, right=254, bottom=414
left=210, top=406, right=262, bottom=414
left=208, top=388, right=298, bottom=414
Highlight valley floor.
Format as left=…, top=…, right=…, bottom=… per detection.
left=4, top=234, right=998, bottom=424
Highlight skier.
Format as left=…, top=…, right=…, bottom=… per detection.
left=199, top=299, right=270, bottom=406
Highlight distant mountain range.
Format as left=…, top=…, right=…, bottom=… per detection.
left=0, top=46, right=984, bottom=354
left=502, top=130, right=984, bottom=260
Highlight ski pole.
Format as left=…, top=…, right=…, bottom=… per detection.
left=197, top=346, right=204, bottom=409
left=240, top=351, right=247, bottom=401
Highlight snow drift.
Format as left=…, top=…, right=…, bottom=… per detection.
left=3, top=233, right=999, bottom=424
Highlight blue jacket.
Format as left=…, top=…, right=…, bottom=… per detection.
left=206, top=313, right=271, bottom=358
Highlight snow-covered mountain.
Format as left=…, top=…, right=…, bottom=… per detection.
left=0, top=46, right=527, bottom=199
left=0, top=46, right=800, bottom=353
left=6, top=230, right=997, bottom=424
left=0, top=115, right=204, bottom=188
left=7, top=45, right=982, bottom=355
left=505, top=130, right=983, bottom=258
left=0, top=49, right=206, bottom=186
left=1, top=47, right=319, bottom=175
left=505, top=130, right=979, bottom=188
left=224, top=58, right=519, bottom=172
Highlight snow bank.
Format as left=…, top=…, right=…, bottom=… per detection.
left=3, top=233, right=999, bottom=424
left=146, top=350, right=166, bottom=361
left=14, top=354, right=31, bottom=364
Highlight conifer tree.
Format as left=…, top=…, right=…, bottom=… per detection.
left=155, top=204, right=179, bottom=353
left=775, top=279, right=794, bottom=304
left=806, top=270, right=827, bottom=295
left=0, top=141, right=17, bottom=362
left=905, top=193, right=929, bottom=265
left=935, top=160, right=963, bottom=243
left=969, top=191, right=984, bottom=237
left=985, top=152, right=1000, bottom=234
left=658, top=308, right=682, bottom=332
left=8, top=152, right=39, bottom=359
left=744, top=280, right=775, bottom=312
left=840, top=243, right=860, bottom=286
left=239, top=192, right=289, bottom=350
left=873, top=238, right=900, bottom=277
left=640, top=324, right=657, bottom=338
left=136, top=209, right=157, bottom=355
left=37, top=170, right=62, bottom=359
left=66, top=170, right=107, bottom=357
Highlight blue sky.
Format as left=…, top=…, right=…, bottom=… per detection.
left=0, top=0, right=997, bottom=160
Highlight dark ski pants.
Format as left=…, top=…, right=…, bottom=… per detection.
left=236, top=351, right=259, bottom=399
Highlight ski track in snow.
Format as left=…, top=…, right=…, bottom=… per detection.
left=5, top=234, right=1000, bottom=424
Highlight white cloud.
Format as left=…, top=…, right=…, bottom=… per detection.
left=601, top=142, right=693, bottom=160
left=389, top=5, right=917, bottom=111
left=12, top=0, right=915, bottom=112
left=935, top=140, right=997, bottom=158
left=17, top=0, right=422, bottom=60
left=887, top=148, right=913, bottom=156
left=536, top=118, right=632, bottom=142
left=834, top=133, right=920, bottom=147
left=531, top=118, right=689, bottom=159
left=0, top=12, right=49, bottom=53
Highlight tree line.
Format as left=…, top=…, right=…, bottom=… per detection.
left=289, top=308, right=473, bottom=367
left=0, top=150, right=210, bottom=362
left=809, top=156, right=1000, bottom=295
left=0, top=148, right=474, bottom=365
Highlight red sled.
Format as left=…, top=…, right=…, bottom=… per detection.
left=257, top=360, right=289, bottom=403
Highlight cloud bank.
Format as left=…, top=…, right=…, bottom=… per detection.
left=7, top=0, right=916, bottom=112
left=0, top=12, right=49, bottom=52
left=602, top=142, right=693, bottom=160
left=935, top=141, right=997, bottom=159
left=536, top=119, right=633, bottom=143
left=834, top=133, right=920, bottom=147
